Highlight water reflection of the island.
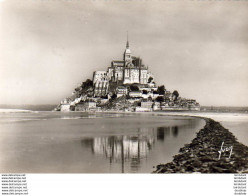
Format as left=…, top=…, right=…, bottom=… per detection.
left=0, top=112, right=205, bottom=173
left=81, top=126, right=180, bottom=173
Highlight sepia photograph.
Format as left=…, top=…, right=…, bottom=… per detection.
left=0, top=0, right=248, bottom=182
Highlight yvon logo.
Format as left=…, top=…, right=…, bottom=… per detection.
left=218, top=141, right=233, bottom=160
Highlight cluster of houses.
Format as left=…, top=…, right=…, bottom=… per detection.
left=56, top=39, right=200, bottom=112
left=59, top=83, right=200, bottom=112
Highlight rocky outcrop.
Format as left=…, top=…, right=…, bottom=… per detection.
left=154, top=118, right=248, bottom=173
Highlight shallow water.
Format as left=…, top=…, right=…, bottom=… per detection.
left=157, top=112, right=248, bottom=147
left=0, top=112, right=205, bottom=173
left=203, top=113, right=248, bottom=146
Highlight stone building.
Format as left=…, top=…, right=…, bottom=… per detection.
left=141, top=101, right=153, bottom=109
left=129, top=91, right=142, bottom=98
left=93, top=38, right=155, bottom=97
left=75, top=100, right=96, bottom=111
left=108, top=61, right=124, bottom=82
left=116, top=86, right=128, bottom=97
left=60, top=104, right=71, bottom=112
left=121, top=39, right=150, bottom=84
left=93, top=71, right=109, bottom=97
left=60, top=98, right=72, bottom=111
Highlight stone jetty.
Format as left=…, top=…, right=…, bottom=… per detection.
left=154, top=118, right=248, bottom=173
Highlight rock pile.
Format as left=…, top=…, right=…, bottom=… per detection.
left=154, top=118, right=248, bottom=173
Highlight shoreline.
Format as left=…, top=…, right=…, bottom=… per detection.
left=153, top=117, right=248, bottom=173
left=2, top=109, right=248, bottom=173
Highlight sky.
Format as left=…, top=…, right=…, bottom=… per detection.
left=0, top=0, right=247, bottom=106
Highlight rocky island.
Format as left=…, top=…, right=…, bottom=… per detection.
left=54, top=39, right=200, bottom=112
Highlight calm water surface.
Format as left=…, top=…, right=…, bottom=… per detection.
left=0, top=112, right=205, bottom=173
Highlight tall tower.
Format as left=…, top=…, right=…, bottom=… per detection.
left=124, top=32, right=132, bottom=67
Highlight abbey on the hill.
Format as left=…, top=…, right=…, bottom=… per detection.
left=55, top=36, right=200, bottom=112
left=92, top=37, right=154, bottom=97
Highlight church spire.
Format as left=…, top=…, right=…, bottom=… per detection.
left=126, top=31, right=129, bottom=49
left=124, top=31, right=131, bottom=61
